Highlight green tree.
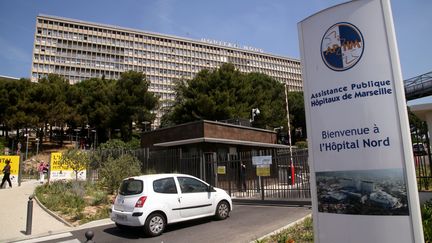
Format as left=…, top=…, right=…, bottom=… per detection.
left=34, top=74, right=80, bottom=144
left=98, top=154, right=141, bottom=193
left=111, top=71, right=158, bottom=141
left=287, top=91, right=306, bottom=141
left=60, top=148, right=90, bottom=181
left=163, top=63, right=287, bottom=129
left=245, top=72, right=287, bottom=129
left=75, top=77, right=116, bottom=144
left=2, top=78, right=33, bottom=137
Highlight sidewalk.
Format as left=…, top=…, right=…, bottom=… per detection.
left=0, top=180, right=71, bottom=242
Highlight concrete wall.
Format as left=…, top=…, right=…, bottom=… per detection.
left=204, top=122, right=276, bottom=144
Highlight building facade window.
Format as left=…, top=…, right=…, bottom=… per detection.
left=31, top=15, right=303, bottom=126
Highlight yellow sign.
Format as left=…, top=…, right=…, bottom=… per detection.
left=256, top=165, right=270, bottom=177
left=50, top=152, right=86, bottom=181
left=50, top=152, right=72, bottom=171
left=0, top=156, right=20, bottom=184
left=217, top=166, right=226, bottom=175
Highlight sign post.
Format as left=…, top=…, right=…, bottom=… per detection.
left=252, top=155, right=272, bottom=199
left=298, top=0, right=424, bottom=242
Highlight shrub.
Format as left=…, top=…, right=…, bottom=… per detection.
left=422, top=199, right=432, bottom=242
left=295, top=141, right=308, bottom=149
left=35, top=180, right=111, bottom=224
left=35, top=181, right=86, bottom=218
left=262, top=216, right=313, bottom=243
left=98, top=154, right=141, bottom=193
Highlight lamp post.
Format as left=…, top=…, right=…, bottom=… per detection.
left=24, top=133, right=29, bottom=161
left=91, top=130, right=96, bottom=150
left=86, top=124, right=90, bottom=138
left=35, top=138, right=40, bottom=155
left=85, top=124, right=90, bottom=150
left=74, top=128, right=81, bottom=149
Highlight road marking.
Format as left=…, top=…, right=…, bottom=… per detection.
left=15, top=232, right=73, bottom=243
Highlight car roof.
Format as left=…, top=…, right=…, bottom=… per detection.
left=125, top=173, right=195, bottom=181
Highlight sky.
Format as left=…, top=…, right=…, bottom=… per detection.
left=0, top=0, right=431, bottom=80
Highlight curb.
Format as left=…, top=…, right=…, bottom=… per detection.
left=76, top=218, right=114, bottom=230
left=251, top=213, right=312, bottom=243
left=33, top=195, right=114, bottom=230
left=33, top=195, right=74, bottom=227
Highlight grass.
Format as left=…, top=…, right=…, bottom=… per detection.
left=256, top=205, right=432, bottom=243
left=35, top=180, right=112, bottom=225
left=256, top=216, right=313, bottom=243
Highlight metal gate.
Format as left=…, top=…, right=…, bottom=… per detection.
left=411, top=120, right=432, bottom=191
left=213, top=149, right=311, bottom=201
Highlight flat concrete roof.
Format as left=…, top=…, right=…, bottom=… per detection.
left=154, top=137, right=290, bottom=148
left=407, top=95, right=432, bottom=119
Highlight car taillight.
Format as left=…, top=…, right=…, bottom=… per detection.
left=135, top=196, right=147, bottom=208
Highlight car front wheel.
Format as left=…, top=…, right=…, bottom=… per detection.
left=215, top=201, right=230, bottom=220
left=144, top=213, right=166, bottom=237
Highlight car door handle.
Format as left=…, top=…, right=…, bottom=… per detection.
left=178, top=197, right=181, bottom=203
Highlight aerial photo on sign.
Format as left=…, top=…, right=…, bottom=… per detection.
left=316, top=168, right=409, bottom=216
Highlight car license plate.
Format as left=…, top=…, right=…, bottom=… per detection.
left=116, top=214, right=127, bottom=221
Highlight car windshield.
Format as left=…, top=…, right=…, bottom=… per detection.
left=119, top=179, right=143, bottom=195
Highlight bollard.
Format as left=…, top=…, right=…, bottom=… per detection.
left=85, top=230, right=95, bottom=243
left=26, top=195, right=34, bottom=235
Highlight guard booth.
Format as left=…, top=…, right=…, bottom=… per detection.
left=140, top=120, right=311, bottom=202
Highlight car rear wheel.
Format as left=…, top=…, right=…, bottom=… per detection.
left=215, top=201, right=230, bottom=220
left=144, top=213, right=166, bottom=237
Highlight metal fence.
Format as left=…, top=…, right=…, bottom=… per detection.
left=411, top=125, right=432, bottom=191
left=91, top=147, right=311, bottom=201
left=89, top=131, right=432, bottom=201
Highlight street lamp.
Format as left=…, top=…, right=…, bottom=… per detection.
left=85, top=124, right=90, bottom=150
left=250, top=108, right=260, bottom=123
left=91, top=129, right=97, bottom=150
left=35, top=138, right=40, bottom=155
left=24, top=133, right=29, bottom=161
left=273, top=126, right=283, bottom=132
left=86, top=124, right=90, bottom=139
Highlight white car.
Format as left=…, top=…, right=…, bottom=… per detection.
left=111, top=173, right=232, bottom=236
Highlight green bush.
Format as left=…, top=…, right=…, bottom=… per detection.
left=99, top=138, right=139, bottom=150
left=259, top=216, right=313, bottom=243
left=422, top=199, right=432, bottom=242
left=35, top=180, right=111, bottom=224
left=35, top=181, right=85, bottom=217
left=98, top=154, right=141, bottom=193
left=295, top=141, right=308, bottom=149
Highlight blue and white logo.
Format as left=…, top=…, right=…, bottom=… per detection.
left=321, top=22, right=364, bottom=71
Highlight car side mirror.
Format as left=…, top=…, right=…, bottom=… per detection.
left=207, top=185, right=214, bottom=192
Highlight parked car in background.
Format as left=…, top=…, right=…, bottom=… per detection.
left=111, top=173, right=232, bottom=237
left=413, top=143, right=428, bottom=156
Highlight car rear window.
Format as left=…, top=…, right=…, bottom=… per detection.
left=119, top=179, right=143, bottom=195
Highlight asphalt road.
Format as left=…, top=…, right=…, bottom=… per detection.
left=39, top=204, right=311, bottom=243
